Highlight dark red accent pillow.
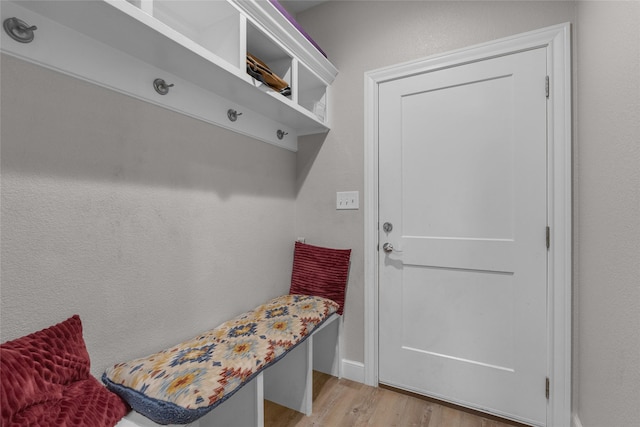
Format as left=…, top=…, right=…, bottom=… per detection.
left=0, top=315, right=129, bottom=427
left=289, top=242, right=351, bottom=315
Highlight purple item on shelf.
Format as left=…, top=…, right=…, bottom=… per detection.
left=269, top=0, right=327, bottom=58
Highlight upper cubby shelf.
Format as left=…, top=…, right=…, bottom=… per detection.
left=1, top=0, right=338, bottom=151
left=151, top=0, right=242, bottom=69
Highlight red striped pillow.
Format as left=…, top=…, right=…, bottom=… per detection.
left=289, top=242, right=351, bottom=315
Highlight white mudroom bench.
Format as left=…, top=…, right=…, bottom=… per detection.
left=113, top=307, right=341, bottom=427
left=107, top=242, right=351, bottom=426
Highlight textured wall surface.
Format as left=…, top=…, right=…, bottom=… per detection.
left=2, top=2, right=638, bottom=426
left=1, top=54, right=297, bottom=376
left=298, top=1, right=639, bottom=426
left=574, top=2, right=640, bottom=426
left=296, top=0, right=576, bottom=367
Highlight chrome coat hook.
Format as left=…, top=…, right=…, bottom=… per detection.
left=4, top=17, right=37, bottom=44
left=276, top=130, right=289, bottom=140
left=227, top=109, right=243, bottom=122
left=153, top=78, right=174, bottom=95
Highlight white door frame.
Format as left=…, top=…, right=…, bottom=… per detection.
left=364, top=23, right=572, bottom=427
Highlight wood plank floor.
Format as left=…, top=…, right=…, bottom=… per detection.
left=265, top=371, right=528, bottom=427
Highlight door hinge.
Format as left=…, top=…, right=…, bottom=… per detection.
left=546, top=226, right=551, bottom=250
left=545, top=75, right=550, bottom=99
left=545, top=377, right=550, bottom=399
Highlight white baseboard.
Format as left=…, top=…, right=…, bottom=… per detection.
left=341, top=359, right=365, bottom=383
left=572, top=413, right=584, bottom=427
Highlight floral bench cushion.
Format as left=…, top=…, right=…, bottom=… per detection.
left=102, top=294, right=338, bottom=425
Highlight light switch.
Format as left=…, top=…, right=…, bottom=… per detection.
left=336, top=191, right=359, bottom=210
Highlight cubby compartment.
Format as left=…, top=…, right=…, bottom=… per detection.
left=246, top=22, right=293, bottom=100
left=298, top=62, right=328, bottom=123
left=147, top=0, right=241, bottom=68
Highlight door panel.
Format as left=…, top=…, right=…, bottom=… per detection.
left=401, top=76, right=515, bottom=240
left=401, top=267, right=516, bottom=371
left=378, top=48, right=548, bottom=426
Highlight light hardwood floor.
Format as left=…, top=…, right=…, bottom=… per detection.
left=265, top=371, right=529, bottom=427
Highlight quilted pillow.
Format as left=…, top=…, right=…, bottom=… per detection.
left=290, top=242, right=351, bottom=315
left=0, top=315, right=129, bottom=427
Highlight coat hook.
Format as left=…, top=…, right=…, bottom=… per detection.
left=227, top=109, right=243, bottom=122
left=4, top=17, right=37, bottom=44
left=153, top=78, right=174, bottom=95
left=276, top=130, right=289, bottom=140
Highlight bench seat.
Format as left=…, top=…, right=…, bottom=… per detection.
left=103, top=294, right=339, bottom=425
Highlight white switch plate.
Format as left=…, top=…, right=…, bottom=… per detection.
left=336, top=191, right=359, bottom=210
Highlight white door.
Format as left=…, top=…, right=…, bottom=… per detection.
left=378, top=48, right=549, bottom=426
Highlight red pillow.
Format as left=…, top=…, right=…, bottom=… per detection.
left=0, top=315, right=128, bottom=427
left=289, top=242, right=351, bottom=315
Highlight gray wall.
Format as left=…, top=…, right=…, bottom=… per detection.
left=1, top=54, right=298, bottom=376
left=2, top=1, right=638, bottom=426
left=574, top=2, right=640, bottom=426
left=295, top=0, right=577, bottom=372
left=295, top=1, right=639, bottom=426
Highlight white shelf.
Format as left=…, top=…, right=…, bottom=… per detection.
left=1, top=0, right=338, bottom=151
left=151, top=0, right=241, bottom=69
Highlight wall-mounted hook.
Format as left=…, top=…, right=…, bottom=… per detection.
left=276, top=130, right=289, bottom=140
left=4, top=17, right=37, bottom=44
left=227, top=109, right=243, bottom=122
left=153, top=78, right=174, bottom=95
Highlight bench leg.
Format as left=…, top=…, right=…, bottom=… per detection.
left=116, top=411, right=200, bottom=427
left=312, top=315, right=342, bottom=378
left=263, top=339, right=313, bottom=416
left=198, top=373, right=264, bottom=427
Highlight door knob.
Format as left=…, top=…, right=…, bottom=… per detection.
left=382, top=242, right=394, bottom=253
